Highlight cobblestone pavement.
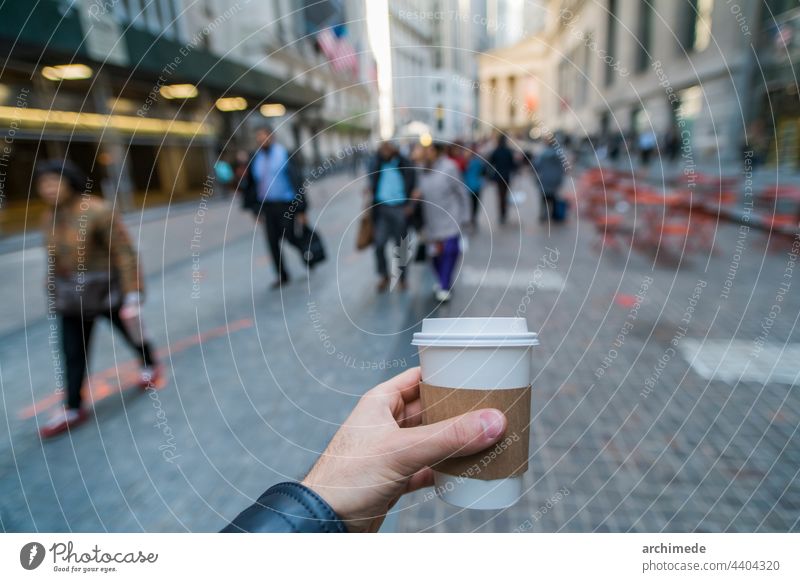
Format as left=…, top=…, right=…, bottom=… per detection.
left=1, top=169, right=798, bottom=533
left=394, top=175, right=800, bottom=533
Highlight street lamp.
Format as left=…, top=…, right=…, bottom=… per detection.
left=41, top=64, right=93, bottom=81
left=260, top=103, right=286, bottom=117
left=159, top=84, right=198, bottom=99
left=216, top=97, right=248, bottom=111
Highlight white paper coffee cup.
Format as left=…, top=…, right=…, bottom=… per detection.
left=412, top=317, right=538, bottom=510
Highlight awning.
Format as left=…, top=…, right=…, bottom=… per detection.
left=0, top=0, right=323, bottom=110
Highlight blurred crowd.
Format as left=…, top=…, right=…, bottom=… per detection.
left=33, top=125, right=576, bottom=438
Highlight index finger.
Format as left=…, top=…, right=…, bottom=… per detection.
left=371, top=367, right=422, bottom=404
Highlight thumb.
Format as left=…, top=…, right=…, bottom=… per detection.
left=396, top=409, right=507, bottom=470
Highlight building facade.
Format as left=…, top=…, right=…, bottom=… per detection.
left=191, top=0, right=375, bottom=160
left=0, top=0, right=376, bottom=236
left=478, top=0, right=793, bottom=166
left=388, top=0, right=437, bottom=137
left=384, top=0, right=484, bottom=141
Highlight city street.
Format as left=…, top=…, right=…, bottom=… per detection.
left=2, top=167, right=798, bottom=533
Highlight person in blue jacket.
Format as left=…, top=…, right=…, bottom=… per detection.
left=240, top=123, right=307, bottom=289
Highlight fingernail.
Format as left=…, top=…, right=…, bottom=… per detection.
left=479, top=410, right=505, bottom=440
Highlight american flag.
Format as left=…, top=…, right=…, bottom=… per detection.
left=317, top=27, right=358, bottom=76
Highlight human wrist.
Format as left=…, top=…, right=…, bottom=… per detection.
left=301, top=469, right=350, bottom=529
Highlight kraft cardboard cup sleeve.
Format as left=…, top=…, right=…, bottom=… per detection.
left=412, top=317, right=538, bottom=510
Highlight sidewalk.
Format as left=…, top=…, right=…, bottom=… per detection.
left=0, top=168, right=797, bottom=532
left=392, top=173, right=800, bottom=532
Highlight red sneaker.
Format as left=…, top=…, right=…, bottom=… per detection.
left=138, top=365, right=163, bottom=390
left=39, top=407, right=88, bottom=439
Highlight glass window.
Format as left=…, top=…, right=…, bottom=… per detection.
left=122, top=0, right=143, bottom=26
left=636, top=1, right=653, bottom=72
left=143, top=0, right=161, bottom=34
left=605, top=0, right=617, bottom=87
left=682, top=0, right=714, bottom=53
left=694, top=0, right=714, bottom=51
left=158, top=0, right=175, bottom=39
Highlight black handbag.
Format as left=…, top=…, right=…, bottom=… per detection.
left=53, top=271, right=122, bottom=317
left=293, top=224, right=326, bottom=267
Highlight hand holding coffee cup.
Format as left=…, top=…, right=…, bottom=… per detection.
left=302, top=367, right=509, bottom=532
left=412, top=317, right=538, bottom=509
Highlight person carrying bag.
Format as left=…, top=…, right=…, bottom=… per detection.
left=36, top=160, right=161, bottom=439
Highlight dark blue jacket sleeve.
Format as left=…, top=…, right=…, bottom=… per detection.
left=220, top=482, right=348, bottom=533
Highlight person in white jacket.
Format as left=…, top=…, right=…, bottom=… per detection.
left=414, top=142, right=471, bottom=302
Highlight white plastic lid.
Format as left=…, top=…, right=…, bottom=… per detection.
left=412, top=317, right=539, bottom=347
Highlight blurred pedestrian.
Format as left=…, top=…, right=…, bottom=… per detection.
left=233, top=149, right=250, bottom=195
left=533, top=137, right=566, bottom=222
left=609, top=132, right=622, bottom=161
left=213, top=150, right=234, bottom=197
left=638, top=130, right=657, bottom=166
left=240, top=123, right=307, bottom=289
left=488, top=134, right=517, bottom=225
left=36, top=160, right=160, bottom=439
left=745, top=119, right=770, bottom=167
left=664, top=127, right=680, bottom=162
left=366, top=141, right=416, bottom=292
left=447, top=142, right=468, bottom=174
left=415, top=142, right=470, bottom=302
left=463, top=145, right=485, bottom=229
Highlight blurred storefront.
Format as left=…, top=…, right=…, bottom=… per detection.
left=753, top=1, right=800, bottom=168
left=0, top=0, right=323, bottom=237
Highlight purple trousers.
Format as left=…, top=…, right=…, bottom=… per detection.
left=432, top=235, right=460, bottom=291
